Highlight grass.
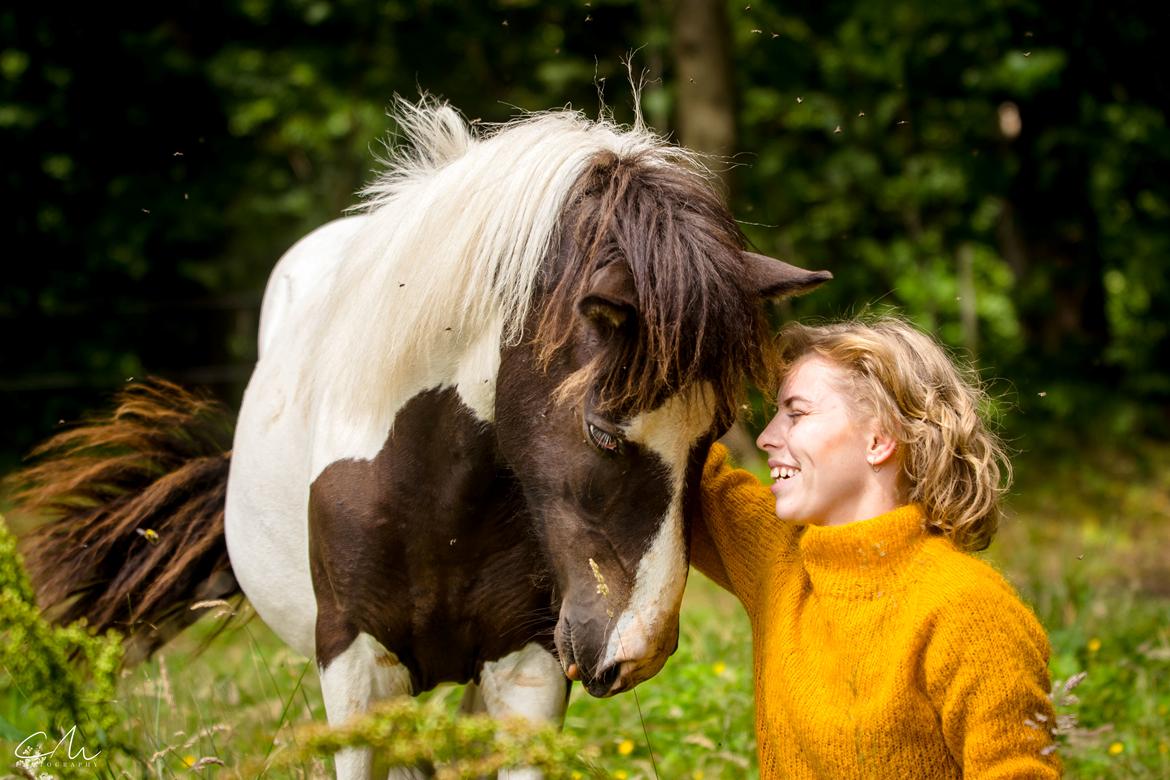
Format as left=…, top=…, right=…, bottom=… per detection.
left=1, top=437, right=1168, bottom=778
left=985, top=435, right=1170, bottom=778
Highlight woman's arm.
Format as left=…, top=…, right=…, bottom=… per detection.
left=691, top=443, right=797, bottom=614
left=924, top=578, right=1063, bottom=778
left=689, top=493, right=734, bottom=591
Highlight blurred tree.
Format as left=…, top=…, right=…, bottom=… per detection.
left=673, top=0, right=736, bottom=188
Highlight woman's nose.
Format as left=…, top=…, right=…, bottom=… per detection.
left=756, top=414, right=783, bottom=452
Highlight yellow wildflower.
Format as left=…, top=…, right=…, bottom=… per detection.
left=613, top=771, right=629, bottom=780
left=693, top=771, right=706, bottom=780
left=1108, top=741, right=1124, bottom=756
left=1087, top=637, right=1101, bottom=654
left=182, top=754, right=197, bottom=767
left=617, top=739, right=634, bottom=756
left=712, top=661, right=727, bottom=676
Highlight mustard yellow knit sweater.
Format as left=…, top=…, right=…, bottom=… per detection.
left=692, top=445, right=1062, bottom=778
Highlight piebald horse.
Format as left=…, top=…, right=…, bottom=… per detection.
left=13, top=99, right=829, bottom=778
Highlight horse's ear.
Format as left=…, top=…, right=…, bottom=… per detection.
left=743, top=252, right=832, bottom=298
left=579, top=261, right=637, bottom=330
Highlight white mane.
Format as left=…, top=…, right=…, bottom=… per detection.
left=304, top=95, right=703, bottom=424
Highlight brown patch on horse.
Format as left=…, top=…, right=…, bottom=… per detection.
left=309, top=387, right=558, bottom=690
left=6, top=379, right=239, bottom=662
left=536, top=150, right=777, bottom=428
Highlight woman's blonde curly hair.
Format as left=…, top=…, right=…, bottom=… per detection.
left=775, top=316, right=1011, bottom=552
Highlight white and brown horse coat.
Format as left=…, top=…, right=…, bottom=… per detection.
left=15, top=98, right=828, bottom=780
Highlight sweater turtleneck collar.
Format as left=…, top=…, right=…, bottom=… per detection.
left=798, top=504, right=931, bottom=599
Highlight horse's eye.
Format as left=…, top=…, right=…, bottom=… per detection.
left=587, top=422, right=622, bottom=454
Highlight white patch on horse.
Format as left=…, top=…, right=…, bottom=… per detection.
left=257, top=216, right=365, bottom=359
left=603, top=383, right=717, bottom=671
left=477, top=642, right=568, bottom=722
left=465, top=644, right=567, bottom=780
left=319, top=632, right=415, bottom=780
left=454, top=316, right=503, bottom=422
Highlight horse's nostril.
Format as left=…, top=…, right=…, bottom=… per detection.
left=583, top=663, right=621, bottom=697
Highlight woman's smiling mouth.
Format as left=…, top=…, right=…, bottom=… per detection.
left=770, top=465, right=801, bottom=481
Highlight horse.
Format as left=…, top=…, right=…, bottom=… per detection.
left=11, top=97, right=830, bottom=778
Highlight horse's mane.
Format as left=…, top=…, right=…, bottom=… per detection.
left=536, top=149, right=771, bottom=426
left=306, top=96, right=770, bottom=426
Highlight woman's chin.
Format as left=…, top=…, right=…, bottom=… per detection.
left=774, top=500, right=799, bottom=523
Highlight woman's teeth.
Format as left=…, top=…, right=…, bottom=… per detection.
left=770, top=466, right=800, bottom=480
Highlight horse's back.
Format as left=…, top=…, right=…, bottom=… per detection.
left=226, top=215, right=367, bottom=657
left=257, top=216, right=367, bottom=358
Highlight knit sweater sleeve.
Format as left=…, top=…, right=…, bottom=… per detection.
left=691, top=443, right=795, bottom=615
left=923, top=570, right=1063, bottom=778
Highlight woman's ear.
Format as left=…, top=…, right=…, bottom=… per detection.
left=866, top=425, right=898, bottom=469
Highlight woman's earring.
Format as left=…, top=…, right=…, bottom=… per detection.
left=869, top=457, right=881, bottom=474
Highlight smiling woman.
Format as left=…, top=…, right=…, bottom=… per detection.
left=691, top=316, right=1063, bottom=780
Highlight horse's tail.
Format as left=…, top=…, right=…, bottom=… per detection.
left=7, top=378, right=240, bottom=662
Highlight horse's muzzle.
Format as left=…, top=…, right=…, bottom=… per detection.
left=555, top=614, right=625, bottom=697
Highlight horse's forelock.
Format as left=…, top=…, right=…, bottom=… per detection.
left=538, top=152, right=776, bottom=426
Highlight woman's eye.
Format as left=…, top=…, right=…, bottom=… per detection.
left=787, top=411, right=806, bottom=421
left=587, top=422, right=621, bottom=453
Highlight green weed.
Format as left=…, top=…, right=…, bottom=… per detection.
left=0, top=517, right=126, bottom=778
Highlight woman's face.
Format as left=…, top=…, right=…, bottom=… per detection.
left=756, top=356, right=886, bottom=526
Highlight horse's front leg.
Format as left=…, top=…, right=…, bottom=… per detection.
left=318, top=629, right=422, bottom=780
left=467, top=642, right=571, bottom=780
